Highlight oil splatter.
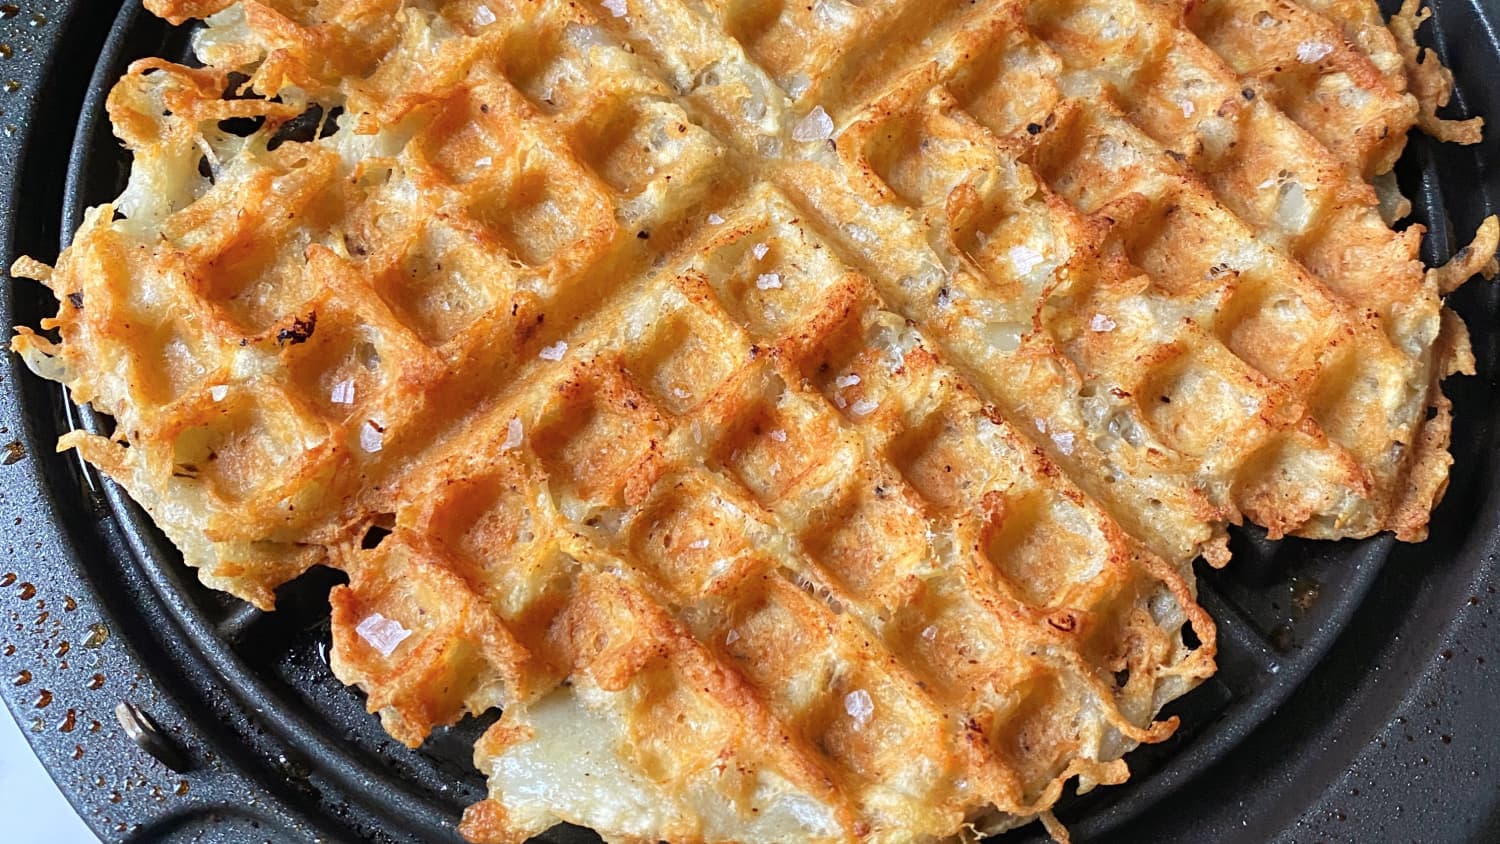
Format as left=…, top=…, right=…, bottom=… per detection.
left=1290, top=575, right=1322, bottom=614
left=83, top=623, right=108, bottom=649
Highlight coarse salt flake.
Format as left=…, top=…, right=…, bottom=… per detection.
left=1051, top=430, right=1076, bottom=455
left=209, top=384, right=228, bottom=402
left=689, top=538, right=710, bottom=550
left=1009, top=244, right=1045, bottom=275
left=1297, top=41, right=1333, bottom=63
left=330, top=378, right=356, bottom=405
left=360, top=421, right=385, bottom=453
left=1090, top=313, right=1117, bottom=332
left=475, top=156, right=492, bottom=168
left=752, top=242, right=770, bottom=260
left=539, top=341, right=568, bottom=361
left=725, top=628, right=741, bottom=645
left=602, top=0, right=627, bottom=17
left=473, top=4, right=496, bottom=25
left=769, top=429, right=788, bottom=442
left=501, top=417, right=523, bottom=451
left=792, top=105, right=834, bottom=142
left=850, top=398, right=879, bottom=417
left=707, top=213, right=725, bottom=225
left=756, top=272, right=783, bottom=290
left=356, top=612, right=412, bottom=658
left=835, top=373, right=861, bottom=389
left=844, top=689, right=874, bottom=728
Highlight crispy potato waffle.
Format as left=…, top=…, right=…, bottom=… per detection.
left=11, top=0, right=1496, bottom=841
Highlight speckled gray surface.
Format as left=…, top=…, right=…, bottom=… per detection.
left=0, top=1, right=1497, bottom=843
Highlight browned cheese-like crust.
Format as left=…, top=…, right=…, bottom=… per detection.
left=10, top=1, right=1494, bottom=842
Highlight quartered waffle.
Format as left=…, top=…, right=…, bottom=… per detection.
left=11, top=0, right=1495, bottom=841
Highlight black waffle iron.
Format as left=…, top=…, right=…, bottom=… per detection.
left=1, top=1, right=1497, bottom=841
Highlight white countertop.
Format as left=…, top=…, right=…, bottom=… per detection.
left=1, top=704, right=99, bottom=843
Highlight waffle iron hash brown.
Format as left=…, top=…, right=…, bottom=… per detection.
left=11, top=0, right=1496, bottom=841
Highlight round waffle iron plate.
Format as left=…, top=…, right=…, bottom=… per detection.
left=0, top=1, right=1497, bottom=842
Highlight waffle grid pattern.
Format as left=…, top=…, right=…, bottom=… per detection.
left=12, top=0, right=1493, bottom=841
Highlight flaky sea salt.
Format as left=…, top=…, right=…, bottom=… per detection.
left=602, top=0, right=627, bottom=17
left=209, top=385, right=228, bottom=402
left=752, top=242, right=770, bottom=260
left=1296, top=41, right=1333, bottom=63
left=1009, top=244, right=1044, bottom=275
left=792, top=105, right=834, bottom=142
left=756, top=272, right=783, bottom=290
left=473, top=4, right=496, bottom=26
left=707, top=213, right=725, bottom=225
left=356, top=613, right=412, bottom=658
left=360, top=420, right=385, bottom=453
left=835, top=373, right=861, bottom=389
left=844, top=689, right=874, bottom=729
left=1051, top=430, right=1076, bottom=455
left=850, top=398, right=878, bottom=417
left=330, top=378, right=356, bottom=405
left=769, top=429, right=788, bottom=442
left=1090, top=313, right=1117, bottom=332
left=689, top=538, right=710, bottom=550
left=539, top=341, right=569, bottom=361
left=501, top=417, right=523, bottom=451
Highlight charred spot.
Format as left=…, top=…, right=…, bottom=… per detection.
left=66, top=291, right=83, bottom=310
left=276, top=313, right=317, bottom=346
left=637, top=230, right=650, bottom=240
left=1046, top=612, right=1078, bottom=633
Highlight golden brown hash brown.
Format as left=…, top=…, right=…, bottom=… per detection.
left=11, top=0, right=1496, bottom=841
